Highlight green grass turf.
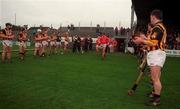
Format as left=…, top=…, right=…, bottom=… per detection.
left=0, top=50, right=180, bottom=109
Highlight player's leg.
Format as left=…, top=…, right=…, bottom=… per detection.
left=146, top=66, right=161, bottom=106
left=2, top=45, right=6, bottom=63
left=96, top=45, right=99, bottom=54
left=34, top=43, right=39, bottom=57
left=22, top=44, right=26, bottom=59
left=64, top=43, right=68, bottom=53
left=7, top=46, right=12, bottom=63
left=19, top=44, right=23, bottom=60
left=102, top=45, right=106, bottom=60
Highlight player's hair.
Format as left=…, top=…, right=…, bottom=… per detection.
left=5, top=23, right=12, bottom=27
left=151, top=9, right=163, bottom=20
left=132, top=32, right=141, bottom=39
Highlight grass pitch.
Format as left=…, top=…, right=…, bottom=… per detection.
left=0, top=50, right=180, bottom=109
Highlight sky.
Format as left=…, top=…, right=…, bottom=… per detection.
left=0, top=0, right=133, bottom=29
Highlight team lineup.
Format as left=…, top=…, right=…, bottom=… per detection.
left=0, top=24, right=118, bottom=62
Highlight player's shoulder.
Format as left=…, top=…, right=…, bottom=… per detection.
left=153, top=23, right=165, bottom=33
left=152, top=26, right=163, bottom=35
left=2, top=28, right=6, bottom=31
left=2, top=29, right=6, bottom=34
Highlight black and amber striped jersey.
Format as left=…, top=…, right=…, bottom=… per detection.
left=148, top=22, right=167, bottom=51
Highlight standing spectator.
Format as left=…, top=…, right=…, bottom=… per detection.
left=89, top=37, right=93, bottom=51
left=87, top=36, right=91, bottom=50
left=77, top=36, right=81, bottom=53
left=67, top=25, right=70, bottom=32
left=115, top=26, right=118, bottom=36
left=81, top=37, right=84, bottom=54
left=84, top=37, right=88, bottom=52
left=72, top=35, right=78, bottom=53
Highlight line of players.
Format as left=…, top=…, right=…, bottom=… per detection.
left=0, top=23, right=118, bottom=63
left=33, top=29, right=70, bottom=58
left=0, top=23, right=70, bottom=63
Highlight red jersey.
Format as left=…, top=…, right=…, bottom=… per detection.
left=109, top=39, right=113, bottom=45
left=112, top=40, right=117, bottom=46
left=99, top=35, right=110, bottom=45
left=34, top=34, right=42, bottom=42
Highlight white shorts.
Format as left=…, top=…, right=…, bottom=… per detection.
left=2, top=40, right=12, bottom=47
left=42, top=41, right=48, bottom=46
left=64, top=41, right=68, bottom=46
left=96, top=45, right=100, bottom=48
left=35, top=42, right=42, bottom=48
left=147, top=49, right=166, bottom=67
left=96, top=45, right=102, bottom=49
left=109, top=44, right=113, bottom=48
left=50, top=41, right=56, bottom=46
left=100, top=44, right=107, bottom=49
left=19, top=41, right=26, bottom=48
left=56, top=42, right=61, bottom=46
